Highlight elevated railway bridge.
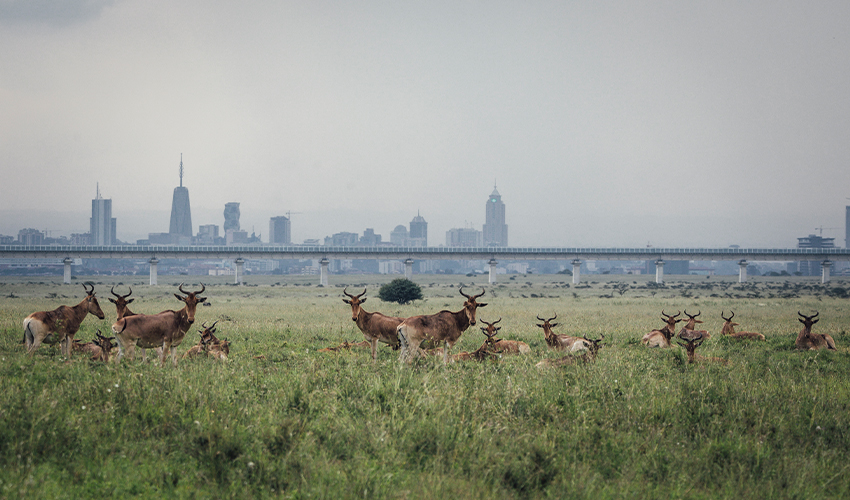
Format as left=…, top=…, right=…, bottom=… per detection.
left=2, top=245, right=848, bottom=286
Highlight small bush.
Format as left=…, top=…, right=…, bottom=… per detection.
left=378, top=278, right=423, bottom=304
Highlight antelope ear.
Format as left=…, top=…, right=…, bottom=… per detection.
left=126, top=298, right=134, bottom=304
left=496, top=327, right=501, bottom=332
left=108, top=298, right=117, bottom=304
left=197, top=296, right=207, bottom=303
left=798, top=318, right=805, bottom=324
left=536, top=324, right=543, bottom=328
left=342, top=298, right=351, bottom=304
left=478, top=303, right=488, bottom=308
left=812, top=318, right=819, bottom=324
left=360, top=297, right=367, bottom=303
left=175, top=294, right=186, bottom=302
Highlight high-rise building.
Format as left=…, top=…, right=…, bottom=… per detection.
left=390, top=225, right=408, bottom=246
left=197, top=224, right=219, bottom=245
left=90, top=184, right=116, bottom=245
left=269, top=216, right=291, bottom=245
left=224, top=202, right=240, bottom=232
left=18, top=228, right=45, bottom=245
left=845, top=205, right=849, bottom=249
left=483, top=184, right=508, bottom=247
left=409, top=213, right=428, bottom=247
left=797, top=234, right=835, bottom=276
left=446, top=227, right=483, bottom=247
left=169, top=154, right=193, bottom=240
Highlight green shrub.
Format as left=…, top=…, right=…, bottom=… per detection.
left=377, top=278, right=423, bottom=304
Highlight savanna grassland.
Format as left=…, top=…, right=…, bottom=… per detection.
left=1, top=273, right=849, bottom=499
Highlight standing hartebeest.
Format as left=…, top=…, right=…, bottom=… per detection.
left=641, top=310, right=683, bottom=348
left=112, top=283, right=207, bottom=366
left=536, top=314, right=591, bottom=352
left=23, top=283, right=106, bottom=358
left=108, top=285, right=160, bottom=361
left=795, top=311, right=836, bottom=350
left=479, top=318, right=530, bottom=354
left=342, top=287, right=403, bottom=362
left=719, top=311, right=765, bottom=341
left=396, top=286, right=487, bottom=364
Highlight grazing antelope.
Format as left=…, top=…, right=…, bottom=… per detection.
left=112, top=283, right=207, bottom=366
left=342, top=287, right=403, bottom=361
left=396, top=286, right=487, bottom=364
left=677, top=332, right=727, bottom=365
left=317, top=340, right=372, bottom=352
left=536, top=334, right=604, bottom=368
left=23, top=283, right=106, bottom=358
left=641, top=310, right=683, bottom=348
left=719, top=311, right=765, bottom=341
left=680, top=310, right=710, bottom=340
left=536, top=314, right=591, bottom=352
left=73, top=330, right=118, bottom=362
left=479, top=318, right=530, bottom=355
left=795, top=311, right=836, bottom=350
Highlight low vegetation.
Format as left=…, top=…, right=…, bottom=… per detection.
left=0, top=274, right=849, bottom=498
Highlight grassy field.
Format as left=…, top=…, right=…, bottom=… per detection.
left=0, top=273, right=849, bottom=499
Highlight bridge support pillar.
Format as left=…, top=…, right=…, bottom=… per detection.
left=822, top=260, right=832, bottom=284
left=63, top=258, right=73, bottom=284
left=572, top=259, right=581, bottom=284
left=488, top=258, right=497, bottom=284
left=738, top=260, right=748, bottom=283
left=655, top=259, right=665, bottom=284
left=149, top=258, right=159, bottom=286
left=319, top=258, right=329, bottom=287
left=404, top=259, right=414, bottom=280
left=235, top=258, right=245, bottom=285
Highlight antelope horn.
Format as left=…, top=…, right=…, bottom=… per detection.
left=493, top=317, right=502, bottom=325
left=459, top=286, right=470, bottom=299
left=473, top=287, right=486, bottom=299
left=179, top=282, right=188, bottom=294
left=111, top=285, right=120, bottom=298
left=83, top=282, right=94, bottom=294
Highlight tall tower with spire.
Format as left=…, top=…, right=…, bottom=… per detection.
left=169, top=154, right=193, bottom=242
left=483, top=183, right=508, bottom=247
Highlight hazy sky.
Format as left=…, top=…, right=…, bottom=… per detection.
left=2, top=1, right=849, bottom=248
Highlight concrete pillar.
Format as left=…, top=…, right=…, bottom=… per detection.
left=571, top=259, right=581, bottom=285
left=63, top=257, right=73, bottom=284
left=404, top=258, right=414, bottom=280
left=738, top=260, right=748, bottom=283
left=488, top=258, right=497, bottom=284
left=235, top=258, right=245, bottom=285
left=821, top=260, right=832, bottom=284
left=655, top=259, right=665, bottom=284
left=149, top=258, right=159, bottom=286
left=319, top=257, right=329, bottom=287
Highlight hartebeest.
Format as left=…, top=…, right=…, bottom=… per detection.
left=113, top=283, right=207, bottom=366
left=108, top=285, right=160, bottom=361
left=23, top=283, right=106, bottom=358
left=719, top=311, right=765, bottom=341
left=681, top=310, right=710, bottom=340
left=536, top=334, right=604, bottom=368
left=396, top=286, right=487, bottom=363
left=342, top=287, right=403, bottom=362
left=73, top=330, right=117, bottom=362
left=641, top=310, right=683, bottom=348
left=677, top=332, right=727, bottom=365
left=479, top=318, right=530, bottom=355
left=536, top=314, right=591, bottom=352
left=795, top=311, right=836, bottom=350
left=183, top=321, right=230, bottom=361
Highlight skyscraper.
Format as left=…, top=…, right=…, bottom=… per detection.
left=169, top=154, right=193, bottom=240
left=483, top=185, right=508, bottom=247
left=269, top=216, right=291, bottom=244
left=409, top=212, right=428, bottom=247
left=90, top=184, right=116, bottom=245
left=845, top=205, right=849, bottom=249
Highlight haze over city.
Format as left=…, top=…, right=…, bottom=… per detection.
left=2, top=1, right=849, bottom=248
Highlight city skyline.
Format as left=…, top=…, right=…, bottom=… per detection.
left=2, top=2, right=849, bottom=248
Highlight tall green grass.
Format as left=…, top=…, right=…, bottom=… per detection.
left=0, top=275, right=848, bottom=498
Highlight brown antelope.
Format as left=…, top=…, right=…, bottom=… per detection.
left=536, top=334, right=604, bottom=368
left=445, top=325, right=502, bottom=362
left=680, top=310, right=710, bottom=340
left=108, top=285, right=161, bottom=361
left=317, top=340, right=372, bottom=352
left=536, top=314, right=591, bottom=352
left=342, top=287, right=403, bottom=361
left=641, top=310, right=683, bottom=348
left=112, top=283, right=207, bottom=366
left=396, top=286, right=487, bottom=363
left=183, top=321, right=231, bottom=361
left=479, top=318, right=530, bottom=355
left=677, top=332, right=728, bottom=365
left=23, top=283, right=106, bottom=358
left=73, top=330, right=118, bottom=362
left=795, top=311, right=836, bottom=350
left=719, top=311, right=765, bottom=341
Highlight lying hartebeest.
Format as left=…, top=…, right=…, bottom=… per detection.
left=479, top=318, right=530, bottom=355
left=641, top=310, right=683, bottom=348
left=396, top=286, right=487, bottom=363
left=536, top=334, right=604, bottom=368
left=113, top=283, right=207, bottom=366
left=73, top=330, right=117, bottom=362
left=342, top=287, right=403, bottom=361
left=536, top=314, right=591, bottom=352
left=677, top=332, right=727, bottom=365
left=719, top=311, right=765, bottom=341
left=23, top=283, right=106, bottom=358
left=795, top=311, right=836, bottom=350
left=183, top=321, right=230, bottom=361
left=449, top=325, right=501, bottom=362
left=680, top=310, right=710, bottom=340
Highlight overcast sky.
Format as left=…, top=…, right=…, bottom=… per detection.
left=1, top=1, right=849, bottom=248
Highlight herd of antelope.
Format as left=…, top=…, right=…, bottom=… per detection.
left=21, top=283, right=839, bottom=367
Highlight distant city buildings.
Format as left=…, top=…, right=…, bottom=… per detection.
left=269, top=216, right=292, bottom=245
left=795, top=234, right=835, bottom=276
left=168, top=155, right=193, bottom=243
left=846, top=204, right=849, bottom=249
left=90, top=184, right=116, bottom=245
left=390, top=225, right=408, bottom=246
left=18, top=228, right=45, bottom=245
left=446, top=227, right=483, bottom=247
left=409, top=213, right=427, bottom=247
left=196, top=224, right=220, bottom=245
left=483, top=185, right=507, bottom=247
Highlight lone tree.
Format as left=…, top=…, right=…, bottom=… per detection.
left=378, top=278, right=423, bottom=305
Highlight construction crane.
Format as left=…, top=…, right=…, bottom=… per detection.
left=815, top=226, right=839, bottom=237
left=286, top=211, right=302, bottom=220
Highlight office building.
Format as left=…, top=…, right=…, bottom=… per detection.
left=409, top=213, right=428, bottom=247
left=90, top=184, right=116, bottom=245
left=269, top=216, right=291, bottom=245
left=169, top=155, right=193, bottom=240
left=483, top=185, right=508, bottom=246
